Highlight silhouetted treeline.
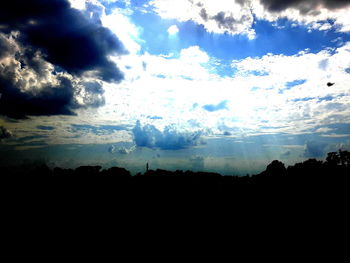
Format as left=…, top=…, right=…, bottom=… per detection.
left=1, top=150, right=349, bottom=198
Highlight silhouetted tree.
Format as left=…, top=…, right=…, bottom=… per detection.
left=1, top=149, right=349, bottom=200
left=265, top=160, right=286, bottom=176
left=101, top=167, right=131, bottom=178
left=326, top=150, right=350, bottom=167
left=326, top=151, right=341, bottom=166
left=75, top=166, right=102, bottom=177
left=339, top=150, right=350, bottom=167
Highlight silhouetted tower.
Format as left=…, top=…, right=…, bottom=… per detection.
left=146, top=162, right=149, bottom=172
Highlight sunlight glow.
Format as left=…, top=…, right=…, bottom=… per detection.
left=102, top=10, right=141, bottom=54
left=167, top=25, right=179, bottom=35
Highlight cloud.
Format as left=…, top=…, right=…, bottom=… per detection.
left=315, top=127, right=334, bottom=133
left=150, top=0, right=350, bottom=36
left=0, top=0, right=126, bottom=82
left=36, top=126, right=55, bottom=131
left=132, top=121, right=204, bottom=150
left=0, top=38, right=106, bottom=118
left=304, top=140, right=328, bottom=157
left=106, top=41, right=350, bottom=138
left=108, top=145, right=116, bottom=153
left=0, top=31, right=107, bottom=118
left=260, top=0, right=350, bottom=13
left=71, top=124, right=129, bottom=135
left=227, top=42, right=350, bottom=133
left=203, top=100, right=228, bottom=112
left=150, top=0, right=255, bottom=37
left=101, top=2, right=141, bottom=54
left=211, top=11, right=255, bottom=38
left=147, top=116, right=163, bottom=120
left=117, top=146, right=136, bottom=154
left=128, top=45, right=211, bottom=81
left=0, top=126, right=12, bottom=141
left=108, top=144, right=135, bottom=154
left=0, top=71, right=76, bottom=118
left=255, top=0, right=350, bottom=32
left=0, top=0, right=129, bottom=119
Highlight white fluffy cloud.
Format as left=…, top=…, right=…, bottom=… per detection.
left=132, top=120, right=204, bottom=149
left=149, top=0, right=350, bottom=37
left=150, top=0, right=256, bottom=38
left=101, top=6, right=141, bottom=54
left=105, top=42, right=350, bottom=138
left=228, top=43, right=350, bottom=133
left=6, top=40, right=349, bottom=145
left=69, top=0, right=141, bottom=54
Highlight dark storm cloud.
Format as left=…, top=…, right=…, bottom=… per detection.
left=0, top=73, right=76, bottom=119
left=0, top=126, right=12, bottom=141
left=132, top=121, right=204, bottom=150
left=0, top=36, right=106, bottom=119
left=260, top=0, right=350, bottom=14
left=0, top=0, right=122, bottom=119
left=0, top=0, right=126, bottom=82
left=202, top=100, right=228, bottom=112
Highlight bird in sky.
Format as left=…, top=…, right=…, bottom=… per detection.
left=327, top=82, right=335, bottom=87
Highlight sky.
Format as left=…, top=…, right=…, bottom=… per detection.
left=1, top=0, right=350, bottom=175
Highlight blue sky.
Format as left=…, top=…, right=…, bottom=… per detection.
left=1, top=0, right=350, bottom=175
